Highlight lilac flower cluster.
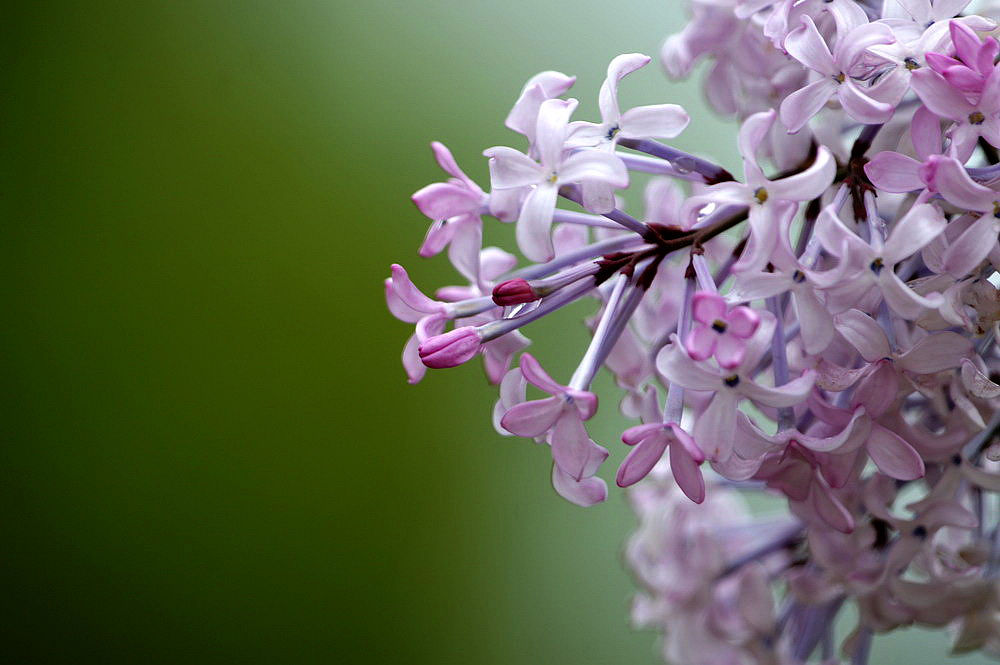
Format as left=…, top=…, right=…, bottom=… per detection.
left=387, top=0, right=1000, bottom=661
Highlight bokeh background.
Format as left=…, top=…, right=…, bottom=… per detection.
left=1, top=2, right=993, bottom=663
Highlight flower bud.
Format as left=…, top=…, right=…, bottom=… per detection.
left=492, top=279, right=538, bottom=306
left=418, top=327, right=482, bottom=368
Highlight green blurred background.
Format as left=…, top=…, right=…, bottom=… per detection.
left=0, top=2, right=993, bottom=663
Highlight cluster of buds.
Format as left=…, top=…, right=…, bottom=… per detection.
left=386, top=0, right=1000, bottom=662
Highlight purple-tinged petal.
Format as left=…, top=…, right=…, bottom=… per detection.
left=694, top=391, right=739, bottom=461
left=911, top=68, right=973, bottom=120
left=931, top=156, right=996, bottom=211
left=784, top=16, right=837, bottom=76
left=896, top=331, right=972, bottom=373
left=838, top=80, right=895, bottom=125
left=853, top=363, right=899, bottom=418
left=883, top=203, right=947, bottom=264
left=794, top=289, right=836, bottom=355
left=551, top=411, right=608, bottom=481
left=798, top=407, right=871, bottom=453
left=558, top=150, right=629, bottom=187
left=551, top=464, right=607, bottom=507
left=621, top=423, right=662, bottom=446
left=599, top=53, right=651, bottom=123
left=669, top=424, right=704, bottom=463
left=430, top=141, right=476, bottom=189
left=411, top=182, right=481, bottom=221
left=867, top=425, right=925, bottom=480
left=656, top=338, right=723, bottom=391
left=950, top=19, right=983, bottom=68
left=729, top=272, right=790, bottom=301
left=879, top=270, right=943, bottom=319
left=516, top=183, right=559, bottom=262
left=765, top=147, right=836, bottom=201
left=809, top=481, right=854, bottom=533
left=505, top=72, right=576, bottom=137
left=390, top=264, right=441, bottom=314
left=740, top=370, right=816, bottom=408
left=518, top=352, right=564, bottom=395
left=780, top=79, right=837, bottom=133
left=669, top=443, right=706, bottom=503
left=864, top=152, right=924, bottom=193
left=738, top=110, right=777, bottom=165
left=618, top=104, right=690, bottom=140
left=385, top=278, right=426, bottom=324
left=402, top=334, right=426, bottom=385
left=484, top=146, right=542, bottom=189
left=834, top=309, right=891, bottom=361
left=616, top=432, right=668, bottom=487
left=535, top=98, right=578, bottom=171
left=911, top=105, right=943, bottom=162
left=500, top=397, right=563, bottom=437
left=941, top=213, right=1000, bottom=276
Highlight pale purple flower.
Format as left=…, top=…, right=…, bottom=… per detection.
left=911, top=57, right=1000, bottom=160
left=780, top=17, right=898, bottom=133
left=484, top=98, right=629, bottom=261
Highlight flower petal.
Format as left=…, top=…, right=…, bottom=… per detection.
left=619, top=103, right=690, bottom=140
left=765, top=146, right=836, bottom=201
left=882, top=203, right=947, bottom=264
left=518, top=352, right=564, bottom=395
left=784, top=16, right=837, bottom=76
left=864, top=152, right=924, bottom=193
left=616, top=432, right=668, bottom=487
left=484, top=146, right=542, bottom=189
left=740, top=370, right=816, bottom=408
left=551, top=411, right=608, bottom=481
left=896, top=331, right=972, bottom=374
left=941, top=213, right=1000, bottom=276
left=866, top=425, right=925, bottom=480
left=500, top=397, right=563, bottom=437
left=779, top=79, right=837, bottom=133
left=669, top=443, right=705, bottom=503
left=834, top=309, right=891, bottom=361
left=535, top=98, right=578, bottom=171
left=516, top=183, right=559, bottom=262
left=551, top=464, right=607, bottom=506
left=693, top=391, right=739, bottom=461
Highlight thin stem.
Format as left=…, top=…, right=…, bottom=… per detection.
left=617, top=137, right=735, bottom=184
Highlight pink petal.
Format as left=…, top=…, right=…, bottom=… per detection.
left=430, top=141, right=476, bottom=188
left=864, top=152, right=924, bottom=193
left=911, top=68, right=973, bottom=120
left=616, top=433, right=669, bottom=487
left=402, top=334, right=427, bottom=385
left=691, top=291, right=727, bottom=325
left=928, top=156, right=995, bottom=211
left=505, top=72, right=576, bottom=137
left=685, top=325, right=717, bottom=361
left=866, top=425, right=925, bottom=480
left=797, top=407, right=871, bottom=453
left=518, top=352, right=564, bottom=395
left=411, top=182, right=481, bottom=220
left=896, top=331, right=972, bottom=374
left=852, top=363, right=899, bottom=419
left=809, top=481, right=854, bottom=533
left=551, top=412, right=608, bottom=481
left=500, top=397, right=563, bottom=437
left=726, top=306, right=761, bottom=338
left=834, top=309, right=891, bottom=361
left=551, top=464, right=607, bottom=507
left=390, top=264, right=441, bottom=314
left=911, top=105, right=943, bottom=162
left=669, top=443, right=705, bottom=503
left=714, top=334, right=746, bottom=370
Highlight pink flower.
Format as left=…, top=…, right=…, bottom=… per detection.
left=684, top=292, right=761, bottom=369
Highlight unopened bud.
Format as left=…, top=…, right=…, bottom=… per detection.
left=418, top=326, right=482, bottom=368
left=492, top=279, right=538, bottom=306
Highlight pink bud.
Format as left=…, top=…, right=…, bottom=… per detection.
left=492, top=279, right=538, bottom=306
left=418, top=327, right=482, bottom=368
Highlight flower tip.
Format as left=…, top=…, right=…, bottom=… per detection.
left=492, top=278, right=538, bottom=306
left=418, top=327, right=482, bottom=369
